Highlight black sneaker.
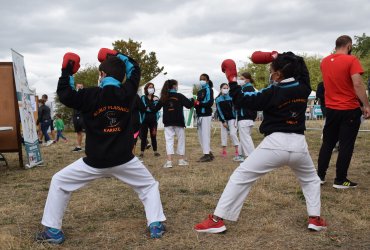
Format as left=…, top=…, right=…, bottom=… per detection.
left=197, top=154, right=212, bottom=162
left=146, top=144, right=152, bottom=150
left=154, top=152, right=161, bottom=157
left=333, top=179, right=357, bottom=189
left=209, top=152, right=215, bottom=160
left=72, top=147, right=83, bottom=152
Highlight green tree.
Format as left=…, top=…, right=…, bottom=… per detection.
left=301, top=54, right=322, bottom=91
left=55, top=39, right=164, bottom=128
left=112, top=38, right=164, bottom=85
left=352, top=33, right=370, bottom=80
left=54, top=65, right=99, bottom=129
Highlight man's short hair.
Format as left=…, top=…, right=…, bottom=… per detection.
left=335, top=35, right=352, bottom=49
left=42, top=94, right=48, bottom=100
left=99, top=56, right=126, bottom=82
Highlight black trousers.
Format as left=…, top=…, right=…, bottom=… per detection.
left=140, top=120, right=158, bottom=152
left=317, top=108, right=362, bottom=182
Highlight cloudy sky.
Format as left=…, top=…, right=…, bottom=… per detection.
left=1, top=0, right=369, bottom=97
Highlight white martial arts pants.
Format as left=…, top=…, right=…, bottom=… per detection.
left=41, top=157, right=166, bottom=229
left=220, top=119, right=239, bottom=147
left=214, top=133, right=321, bottom=221
left=164, top=126, right=185, bottom=156
left=238, top=120, right=255, bottom=157
left=197, top=116, right=212, bottom=154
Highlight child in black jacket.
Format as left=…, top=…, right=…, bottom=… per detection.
left=235, top=72, right=257, bottom=161
left=157, top=79, right=194, bottom=168
left=139, top=82, right=161, bottom=158
left=195, top=73, right=214, bottom=162
left=215, top=83, right=240, bottom=159
left=195, top=52, right=326, bottom=233
left=36, top=51, right=166, bottom=244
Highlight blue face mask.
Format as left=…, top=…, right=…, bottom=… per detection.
left=200, top=80, right=207, bottom=86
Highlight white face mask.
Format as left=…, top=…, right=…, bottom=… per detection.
left=237, top=79, right=246, bottom=85
left=269, top=73, right=278, bottom=85
left=148, top=88, right=155, bottom=94
left=221, top=88, right=229, bottom=95
left=200, top=80, right=207, bottom=86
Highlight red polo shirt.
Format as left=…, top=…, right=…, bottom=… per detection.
left=321, top=54, right=364, bottom=110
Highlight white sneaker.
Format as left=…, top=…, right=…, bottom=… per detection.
left=178, top=159, right=189, bottom=166
left=163, top=161, right=173, bottom=168
left=45, top=140, right=54, bottom=146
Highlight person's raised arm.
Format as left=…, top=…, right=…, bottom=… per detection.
left=57, top=52, right=85, bottom=110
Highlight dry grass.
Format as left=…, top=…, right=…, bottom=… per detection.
left=0, top=126, right=369, bottom=250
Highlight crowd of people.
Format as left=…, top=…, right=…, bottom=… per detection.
left=34, top=35, right=369, bottom=244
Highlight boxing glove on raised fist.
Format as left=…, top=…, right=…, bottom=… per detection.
left=251, top=51, right=278, bottom=64
left=98, top=48, right=118, bottom=62
left=62, top=52, right=80, bottom=75
left=221, top=59, right=237, bottom=82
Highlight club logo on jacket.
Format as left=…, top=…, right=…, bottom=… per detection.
left=93, top=105, right=130, bottom=133
left=105, top=111, right=119, bottom=127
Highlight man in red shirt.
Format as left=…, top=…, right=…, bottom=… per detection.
left=318, top=35, right=370, bottom=189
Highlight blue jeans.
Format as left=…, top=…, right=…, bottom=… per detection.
left=56, top=130, right=66, bottom=141
left=41, top=120, right=51, bottom=142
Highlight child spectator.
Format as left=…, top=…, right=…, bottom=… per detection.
left=215, top=83, right=240, bottom=160
left=54, top=114, right=67, bottom=142
left=195, top=73, right=214, bottom=162
left=158, top=79, right=194, bottom=168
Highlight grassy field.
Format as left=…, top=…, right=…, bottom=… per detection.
left=0, top=126, right=369, bottom=250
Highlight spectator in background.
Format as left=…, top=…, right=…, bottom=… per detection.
left=54, top=114, right=67, bottom=142
left=139, top=83, right=161, bottom=158
left=72, top=83, right=85, bottom=152
left=317, top=35, right=370, bottom=189
left=37, top=99, right=53, bottom=146
left=195, top=73, right=215, bottom=162
left=316, top=81, right=326, bottom=118
left=42, top=94, right=56, bottom=142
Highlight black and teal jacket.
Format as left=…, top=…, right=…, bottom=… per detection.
left=236, top=83, right=257, bottom=121
left=131, top=94, right=142, bottom=133
left=195, top=84, right=214, bottom=117
left=229, top=78, right=310, bottom=136
left=215, top=94, right=235, bottom=123
left=140, top=95, right=160, bottom=123
left=156, top=90, right=194, bottom=127
left=57, top=55, right=140, bottom=168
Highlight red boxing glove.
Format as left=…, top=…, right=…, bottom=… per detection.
left=62, top=52, right=80, bottom=74
left=251, top=51, right=278, bottom=64
left=194, top=100, right=200, bottom=106
left=98, top=48, right=118, bottom=62
left=221, top=59, right=237, bottom=82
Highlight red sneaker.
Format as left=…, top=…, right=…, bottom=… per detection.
left=194, top=214, right=226, bottom=233
left=308, top=216, right=327, bottom=231
left=221, top=151, right=227, bottom=157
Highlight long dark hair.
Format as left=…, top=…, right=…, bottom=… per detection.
left=270, top=54, right=298, bottom=79
left=160, top=79, right=178, bottom=103
left=200, top=73, right=213, bottom=88
left=144, top=82, right=155, bottom=96
left=217, top=83, right=228, bottom=98
left=241, top=72, right=254, bottom=84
